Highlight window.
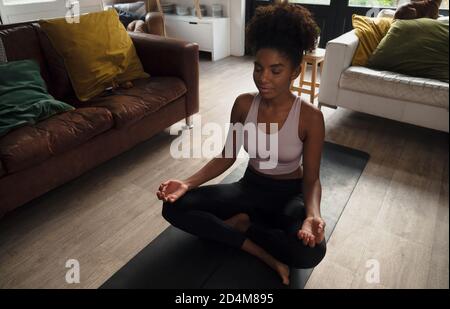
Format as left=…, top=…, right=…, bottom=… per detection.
left=349, top=0, right=449, bottom=9
left=3, top=0, right=55, bottom=4
left=0, top=0, right=103, bottom=24
left=289, top=0, right=449, bottom=9
left=290, top=0, right=331, bottom=5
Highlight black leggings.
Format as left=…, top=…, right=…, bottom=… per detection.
left=162, top=167, right=326, bottom=269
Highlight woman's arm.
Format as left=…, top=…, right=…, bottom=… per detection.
left=183, top=157, right=236, bottom=190
left=302, top=107, right=325, bottom=218
left=297, top=106, right=326, bottom=246
left=182, top=95, right=246, bottom=190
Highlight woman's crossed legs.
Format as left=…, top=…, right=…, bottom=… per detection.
left=161, top=180, right=326, bottom=285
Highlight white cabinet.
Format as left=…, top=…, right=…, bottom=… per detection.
left=164, top=14, right=230, bottom=61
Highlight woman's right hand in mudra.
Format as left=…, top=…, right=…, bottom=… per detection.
left=156, top=179, right=189, bottom=203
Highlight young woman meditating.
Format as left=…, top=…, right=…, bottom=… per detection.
left=157, top=3, right=326, bottom=286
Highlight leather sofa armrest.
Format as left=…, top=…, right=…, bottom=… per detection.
left=145, top=12, right=166, bottom=36
left=130, top=32, right=200, bottom=116
left=318, top=30, right=359, bottom=107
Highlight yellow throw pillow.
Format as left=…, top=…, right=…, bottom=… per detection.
left=351, top=14, right=393, bottom=67
left=40, top=9, right=149, bottom=102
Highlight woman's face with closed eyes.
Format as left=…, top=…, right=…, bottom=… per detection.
left=253, top=48, right=300, bottom=100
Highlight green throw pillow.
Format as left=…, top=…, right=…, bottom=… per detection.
left=368, top=18, right=449, bottom=82
left=0, top=60, right=75, bottom=137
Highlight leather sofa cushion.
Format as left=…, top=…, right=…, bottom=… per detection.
left=35, top=24, right=75, bottom=101
left=0, top=23, right=75, bottom=102
left=340, top=66, right=449, bottom=110
left=0, top=108, right=113, bottom=174
left=88, top=76, right=187, bottom=128
left=0, top=24, right=51, bottom=88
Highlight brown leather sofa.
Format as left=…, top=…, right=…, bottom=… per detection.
left=0, top=22, right=199, bottom=218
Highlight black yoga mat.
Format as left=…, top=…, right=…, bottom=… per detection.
left=100, top=142, right=370, bottom=289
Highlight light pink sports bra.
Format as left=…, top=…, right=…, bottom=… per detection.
left=243, top=93, right=303, bottom=175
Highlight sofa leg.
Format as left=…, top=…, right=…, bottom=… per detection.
left=318, top=102, right=338, bottom=110
left=182, top=116, right=194, bottom=130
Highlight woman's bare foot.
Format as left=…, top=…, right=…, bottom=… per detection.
left=242, top=239, right=290, bottom=286
left=225, top=214, right=290, bottom=286
left=224, top=213, right=251, bottom=233
left=264, top=253, right=290, bottom=286
left=274, top=261, right=290, bottom=286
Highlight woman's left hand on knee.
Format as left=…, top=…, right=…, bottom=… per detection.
left=297, top=216, right=326, bottom=248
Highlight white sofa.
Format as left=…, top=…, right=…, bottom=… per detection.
left=318, top=30, right=449, bottom=133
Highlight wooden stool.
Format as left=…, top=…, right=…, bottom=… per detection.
left=291, top=48, right=326, bottom=104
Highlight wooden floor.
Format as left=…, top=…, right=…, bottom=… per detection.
left=0, top=55, right=448, bottom=289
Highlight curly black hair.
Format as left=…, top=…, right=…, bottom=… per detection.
left=246, top=3, right=319, bottom=68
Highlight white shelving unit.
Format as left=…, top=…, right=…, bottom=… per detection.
left=164, top=13, right=230, bottom=61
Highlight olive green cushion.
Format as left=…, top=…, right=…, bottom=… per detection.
left=368, top=18, right=449, bottom=82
